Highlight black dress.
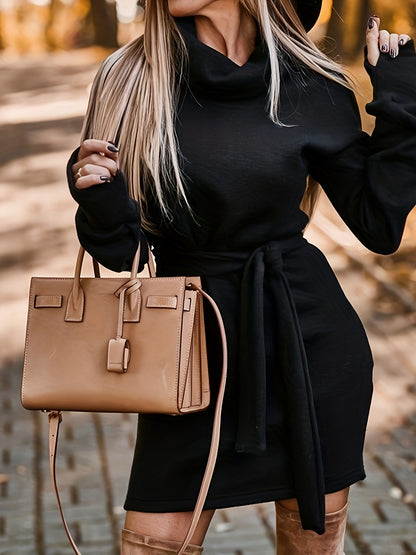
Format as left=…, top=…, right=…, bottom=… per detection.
left=68, top=17, right=416, bottom=533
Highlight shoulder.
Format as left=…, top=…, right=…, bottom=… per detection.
left=280, top=53, right=355, bottom=105
left=280, top=58, right=360, bottom=132
left=303, top=68, right=356, bottom=111
left=283, top=65, right=363, bottom=148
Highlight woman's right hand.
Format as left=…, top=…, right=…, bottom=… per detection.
left=72, top=139, right=119, bottom=189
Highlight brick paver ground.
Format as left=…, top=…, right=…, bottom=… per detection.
left=1, top=352, right=416, bottom=554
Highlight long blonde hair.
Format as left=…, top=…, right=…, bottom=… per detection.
left=81, top=0, right=350, bottom=230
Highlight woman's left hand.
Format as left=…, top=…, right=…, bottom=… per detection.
left=366, top=16, right=412, bottom=66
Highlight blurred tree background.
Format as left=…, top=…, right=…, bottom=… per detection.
left=0, top=0, right=144, bottom=53
left=323, top=0, right=416, bottom=60
left=0, top=0, right=414, bottom=57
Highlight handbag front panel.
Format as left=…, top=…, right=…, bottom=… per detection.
left=22, top=275, right=200, bottom=414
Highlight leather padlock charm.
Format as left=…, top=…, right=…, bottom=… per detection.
left=107, top=338, right=130, bottom=373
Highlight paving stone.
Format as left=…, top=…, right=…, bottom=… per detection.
left=372, top=446, right=416, bottom=499
left=343, top=533, right=360, bottom=555
left=0, top=547, right=39, bottom=555
left=3, top=378, right=416, bottom=554
left=79, top=521, right=114, bottom=541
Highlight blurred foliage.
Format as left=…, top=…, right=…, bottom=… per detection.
left=323, top=0, right=416, bottom=62
left=0, top=0, right=415, bottom=56
left=0, top=0, right=144, bottom=54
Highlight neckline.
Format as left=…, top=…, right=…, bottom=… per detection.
left=177, top=16, right=258, bottom=69
left=175, top=17, right=270, bottom=100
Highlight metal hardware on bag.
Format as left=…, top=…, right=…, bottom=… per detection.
left=48, top=410, right=62, bottom=423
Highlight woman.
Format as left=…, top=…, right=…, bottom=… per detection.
left=68, top=1, right=416, bottom=553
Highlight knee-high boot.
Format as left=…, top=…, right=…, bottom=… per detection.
left=275, top=502, right=348, bottom=554
left=121, top=529, right=204, bottom=555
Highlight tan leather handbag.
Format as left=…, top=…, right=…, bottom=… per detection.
left=21, top=243, right=227, bottom=555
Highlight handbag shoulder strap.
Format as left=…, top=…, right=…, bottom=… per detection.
left=48, top=411, right=81, bottom=555
left=47, top=284, right=227, bottom=555
left=177, top=284, right=227, bottom=555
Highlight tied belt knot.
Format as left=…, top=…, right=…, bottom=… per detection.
left=260, top=240, right=285, bottom=271
left=154, top=235, right=325, bottom=534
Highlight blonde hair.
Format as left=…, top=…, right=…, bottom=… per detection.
left=81, top=0, right=351, bottom=230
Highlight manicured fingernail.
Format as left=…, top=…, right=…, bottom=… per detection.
left=107, top=143, right=119, bottom=153
left=399, top=38, right=405, bottom=46
left=381, top=44, right=389, bottom=52
left=100, top=176, right=112, bottom=182
left=368, top=17, right=374, bottom=29
left=390, top=49, right=397, bottom=58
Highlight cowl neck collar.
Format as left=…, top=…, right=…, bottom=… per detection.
left=175, top=17, right=270, bottom=100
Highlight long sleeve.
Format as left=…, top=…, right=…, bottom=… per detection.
left=67, top=148, right=148, bottom=272
left=306, top=40, right=416, bottom=254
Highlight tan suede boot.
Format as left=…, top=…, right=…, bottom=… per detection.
left=275, top=502, right=348, bottom=554
left=121, top=529, right=204, bottom=554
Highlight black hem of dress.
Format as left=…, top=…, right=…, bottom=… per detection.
left=124, top=469, right=365, bottom=513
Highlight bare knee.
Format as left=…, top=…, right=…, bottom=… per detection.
left=277, top=487, right=349, bottom=514
left=124, top=509, right=215, bottom=546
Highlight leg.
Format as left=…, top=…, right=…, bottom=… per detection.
left=121, top=509, right=215, bottom=554
left=275, top=488, right=349, bottom=554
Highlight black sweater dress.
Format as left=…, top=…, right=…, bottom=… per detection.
left=67, top=17, right=416, bottom=533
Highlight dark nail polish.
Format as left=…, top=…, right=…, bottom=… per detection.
left=381, top=44, right=389, bottom=53
left=390, top=49, right=397, bottom=58
left=368, top=17, right=374, bottom=29
left=107, top=143, right=119, bottom=153
left=100, top=176, right=112, bottom=182
left=399, top=38, right=405, bottom=46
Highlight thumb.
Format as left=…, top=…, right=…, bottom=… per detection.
left=366, top=16, right=380, bottom=66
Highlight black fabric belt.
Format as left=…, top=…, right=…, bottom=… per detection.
left=154, top=235, right=325, bottom=534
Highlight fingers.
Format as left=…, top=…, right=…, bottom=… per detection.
left=379, top=30, right=412, bottom=58
left=73, top=172, right=113, bottom=190
left=378, top=29, right=390, bottom=54
left=366, top=16, right=380, bottom=66
left=387, top=33, right=399, bottom=58
left=73, top=164, right=113, bottom=189
left=72, top=139, right=119, bottom=189
left=78, top=139, right=119, bottom=162
left=72, top=154, right=118, bottom=177
left=399, top=34, right=412, bottom=46
left=366, top=16, right=413, bottom=67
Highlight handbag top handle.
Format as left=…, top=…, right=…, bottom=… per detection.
left=131, top=241, right=156, bottom=277
left=74, top=241, right=156, bottom=283
left=66, top=242, right=156, bottom=322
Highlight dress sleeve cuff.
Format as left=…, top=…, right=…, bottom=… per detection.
left=66, top=148, right=141, bottom=230
left=364, top=40, right=416, bottom=129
